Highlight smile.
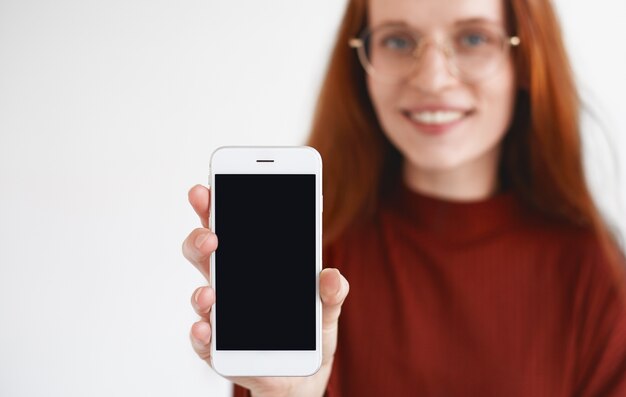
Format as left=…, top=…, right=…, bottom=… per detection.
left=407, top=110, right=466, bottom=125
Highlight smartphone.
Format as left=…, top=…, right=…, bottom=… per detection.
left=208, top=146, right=322, bottom=376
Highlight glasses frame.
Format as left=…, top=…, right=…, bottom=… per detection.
left=349, top=24, right=521, bottom=84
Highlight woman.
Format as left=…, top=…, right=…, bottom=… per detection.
left=182, top=0, right=626, bottom=395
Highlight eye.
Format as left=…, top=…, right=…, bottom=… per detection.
left=376, top=31, right=416, bottom=53
left=383, top=36, right=411, bottom=49
left=459, top=32, right=488, bottom=48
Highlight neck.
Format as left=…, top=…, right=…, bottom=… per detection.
left=403, top=148, right=501, bottom=202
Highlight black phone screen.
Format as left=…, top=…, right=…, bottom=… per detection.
left=214, top=174, right=316, bottom=351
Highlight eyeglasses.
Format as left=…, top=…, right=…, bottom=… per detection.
left=349, top=23, right=520, bottom=84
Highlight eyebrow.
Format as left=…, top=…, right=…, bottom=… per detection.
left=373, top=17, right=504, bottom=30
left=453, top=17, right=503, bottom=27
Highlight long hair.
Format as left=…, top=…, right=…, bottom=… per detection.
left=307, top=0, right=624, bottom=284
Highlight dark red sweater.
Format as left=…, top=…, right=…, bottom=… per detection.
left=235, top=183, right=626, bottom=396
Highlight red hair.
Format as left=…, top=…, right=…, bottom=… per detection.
left=307, top=0, right=624, bottom=284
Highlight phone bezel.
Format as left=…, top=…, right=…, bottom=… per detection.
left=208, top=146, right=323, bottom=376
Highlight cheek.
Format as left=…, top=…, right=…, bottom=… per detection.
left=480, top=65, right=517, bottom=137
left=490, top=64, right=517, bottom=124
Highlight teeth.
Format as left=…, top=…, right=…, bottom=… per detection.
left=409, top=110, right=465, bottom=125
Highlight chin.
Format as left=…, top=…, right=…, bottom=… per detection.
left=406, top=155, right=469, bottom=173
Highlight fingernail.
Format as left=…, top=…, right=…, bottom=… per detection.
left=323, top=273, right=341, bottom=296
left=195, top=233, right=210, bottom=249
left=332, top=269, right=342, bottom=295
left=194, top=288, right=203, bottom=305
left=193, top=323, right=210, bottom=346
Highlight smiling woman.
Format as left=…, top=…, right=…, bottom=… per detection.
left=365, top=0, right=519, bottom=201
left=181, top=0, right=626, bottom=396
left=309, top=0, right=611, bottom=247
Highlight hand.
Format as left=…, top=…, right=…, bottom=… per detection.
left=182, top=184, right=350, bottom=397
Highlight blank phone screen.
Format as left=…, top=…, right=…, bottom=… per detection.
left=214, top=174, right=316, bottom=351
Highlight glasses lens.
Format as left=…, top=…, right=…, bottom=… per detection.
left=361, top=26, right=419, bottom=81
left=449, top=26, right=508, bottom=82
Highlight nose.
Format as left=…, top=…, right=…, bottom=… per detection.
left=406, top=41, right=458, bottom=93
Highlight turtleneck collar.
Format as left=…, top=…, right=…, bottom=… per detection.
left=384, top=181, right=529, bottom=244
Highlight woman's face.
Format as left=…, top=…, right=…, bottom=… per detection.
left=366, top=0, right=517, bottom=178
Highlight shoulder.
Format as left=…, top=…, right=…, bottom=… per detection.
left=526, top=213, right=626, bottom=309
left=510, top=202, right=613, bottom=259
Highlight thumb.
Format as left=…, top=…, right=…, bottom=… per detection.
left=319, top=268, right=349, bottom=366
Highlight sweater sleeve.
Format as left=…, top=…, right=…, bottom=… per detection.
left=572, top=241, right=626, bottom=396
left=232, top=385, right=334, bottom=397
left=233, top=385, right=250, bottom=397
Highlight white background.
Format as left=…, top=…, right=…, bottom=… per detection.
left=0, top=1, right=624, bottom=396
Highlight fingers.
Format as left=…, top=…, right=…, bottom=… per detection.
left=188, top=184, right=210, bottom=228
left=190, top=320, right=212, bottom=362
left=191, top=286, right=215, bottom=319
left=187, top=269, right=350, bottom=381
left=320, top=268, right=350, bottom=326
left=187, top=185, right=215, bottom=365
left=319, top=268, right=349, bottom=366
left=190, top=286, right=215, bottom=362
left=182, top=228, right=218, bottom=282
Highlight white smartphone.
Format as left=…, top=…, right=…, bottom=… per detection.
left=209, top=146, right=323, bottom=377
